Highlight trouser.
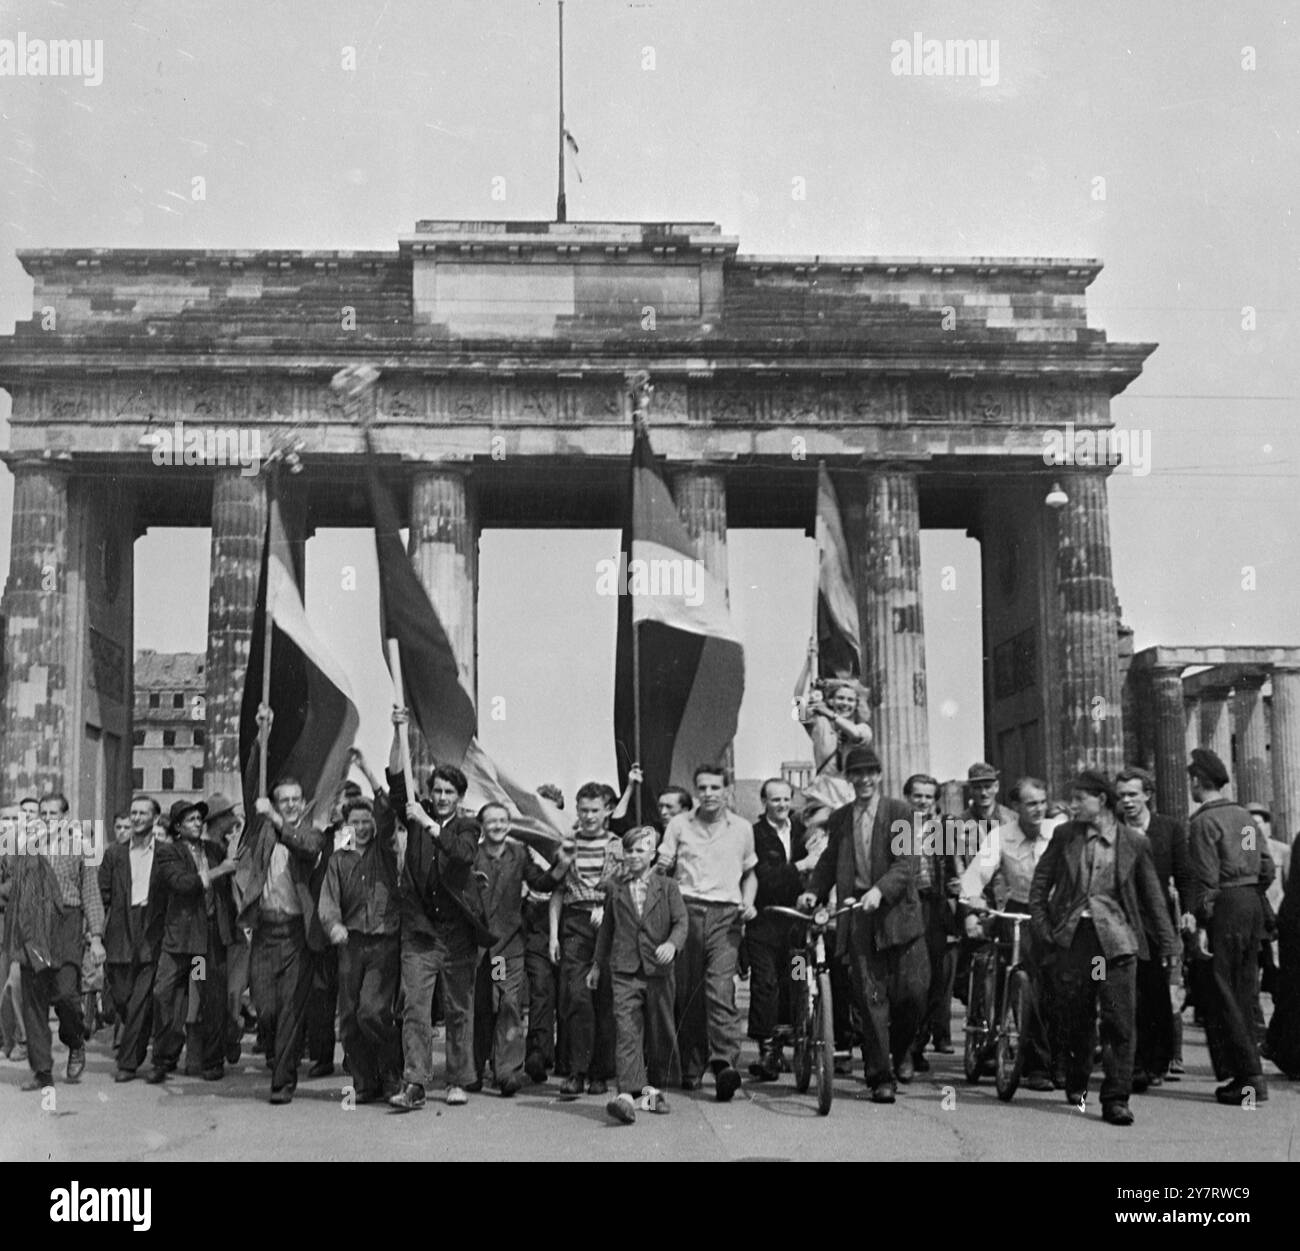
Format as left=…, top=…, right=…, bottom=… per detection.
left=612, top=969, right=680, bottom=1094
left=844, top=922, right=930, bottom=1086
left=337, top=931, right=401, bottom=1096
left=226, top=928, right=251, bottom=1050
left=306, top=944, right=339, bottom=1065
left=1201, top=886, right=1265, bottom=1082
left=522, top=899, right=558, bottom=1066
left=914, top=892, right=957, bottom=1052
left=153, top=929, right=227, bottom=1073
left=745, top=923, right=794, bottom=1042
left=559, top=907, right=615, bottom=1079
left=250, top=916, right=313, bottom=1092
left=107, top=951, right=157, bottom=1074
left=400, top=921, right=477, bottom=1088
left=20, top=907, right=85, bottom=1076
left=1055, top=919, right=1136, bottom=1105
left=831, top=955, right=855, bottom=1050
left=1134, top=952, right=1175, bottom=1078
left=1, top=958, right=26, bottom=1051
left=677, top=899, right=745, bottom=1077
left=997, top=900, right=1051, bottom=1075
left=474, top=949, right=526, bottom=1085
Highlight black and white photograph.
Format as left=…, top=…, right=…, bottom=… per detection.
left=0, top=0, right=1296, bottom=1208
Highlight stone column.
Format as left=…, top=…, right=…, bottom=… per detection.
left=204, top=470, right=267, bottom=801
left=1183, top=695, right=1200, bottom=817
left=842, top=468, right=929, bottom=793
left=1, top=463, right=72, bottom=798
left=670, top=469, right=733, bottom=771
left=1150, top=667, right=1189, bottom=822
left=1232, top=676, right=1271, bottom=808
left=1198, top=684, right=1233, bottom=777
left=409, top=468, right=478, bottom=779
left=1054, top=472, right=1124, bottom=784
left=1270, top=668, right=1300, bottom=844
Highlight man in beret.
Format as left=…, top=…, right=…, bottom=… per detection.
left=800, top=746, right=927, bottom=1102
left=1185, top=749, right=1274, bottom=1105
left=1029, top=771, right=1179, bottom=1126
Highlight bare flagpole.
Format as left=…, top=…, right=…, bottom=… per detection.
left=627, top=371, right=654, bottom=826
left=556, top=0, right=567, bottom=223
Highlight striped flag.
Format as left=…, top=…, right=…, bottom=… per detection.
left=362, top=435, right=568, bottom=849
left=239, top=483, right=361, bottom=823
left=613, top=424, right=744, bottom=800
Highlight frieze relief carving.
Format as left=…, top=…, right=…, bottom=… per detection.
left=908, top=384, right=948, bottom=421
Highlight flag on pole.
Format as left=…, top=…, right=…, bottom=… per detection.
left=613, top=424, right=744, bottom=801
left=239, top=483, right=361, bottom=823
left=362, top=433, right=568, bottom=849
left=812, top=461, right=861, bottom=679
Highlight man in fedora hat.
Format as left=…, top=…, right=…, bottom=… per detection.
left=145, top=799, right=238, bottom=1083
left=800, top=746, right=928, bottom=1102
left=1029, top=771, right=1180, bottom=1126
left=1186, top=749, right=1274, bottom=1105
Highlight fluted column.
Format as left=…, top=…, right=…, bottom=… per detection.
left=670, top=469, right=732, bottom=770
left=204, top=470, right=267, bottom=801
left=1, top=463, right=72, bottom=798
left=1151, top=666, right=1189, bottom=822
left=1183, top=695, right=1200, bottom=815
left=1054, top=472, right=1124, bottom=784
left=1233, top=676, right=1271, bottom=809
left=1198, top=685, right=1233, bottom=772
left=1270, top=669, right=1300, bottom=843
left=843, top=468, right=929, bottom=794
left=409, top=468, right=478, bottom=778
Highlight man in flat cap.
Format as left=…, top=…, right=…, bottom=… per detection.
left=800, top=746, right=927, bottom=1102
left=1185, top=749, right=1273, bottom=1105
left=1029, top=771, right=1179, bottom=1126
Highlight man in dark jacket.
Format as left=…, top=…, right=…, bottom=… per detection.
left=746, top=777, right=812, bottom=1080
left=1116, top=766, right=1193, bottom=1091
left=98, top=795, right=168, bottom=1081
left=146, top=800, right=238, bottom=1083
left=1185, top=748, right=1274, bottom=1106
left=1029, top=771, right=1180, bottom=1126
left=799, top=746, right=927, bottom=1103
left=386, top=709, right=494, bottom=1112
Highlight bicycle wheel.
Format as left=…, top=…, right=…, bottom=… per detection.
left=963, top=965, right=983, bottom=1083
left=995, top=969, right=1030, bottom=1102
left=792, top=975, right=813, bottom=1093
left=814, top=971, right=835, bottom=1115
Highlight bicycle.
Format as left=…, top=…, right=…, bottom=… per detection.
left=962, top=907, right=1033, bottom=1102
left=763, top=900, right=859, bottom=1115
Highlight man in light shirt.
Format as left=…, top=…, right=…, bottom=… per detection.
left=960, top=776, right=1063, bottom=1092
left=656, top=763, right=757, bottom=1102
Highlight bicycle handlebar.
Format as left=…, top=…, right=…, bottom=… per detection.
left=764, top=902, right=860, bottom=925
left=969, top=906, right=1031, bottom=925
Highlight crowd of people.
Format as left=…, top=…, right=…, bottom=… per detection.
left=1, top=685, right=1298, bottom=1131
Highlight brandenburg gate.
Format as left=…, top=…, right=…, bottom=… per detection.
left=0, top=219, right=1156, bottom=820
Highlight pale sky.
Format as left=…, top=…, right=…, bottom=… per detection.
left=1, top=0, right=1296, bottom=802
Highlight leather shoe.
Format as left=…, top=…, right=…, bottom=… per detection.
left=20, top=1072, right=53, bottom=1091
left=680, top=1076, right=701, bottom=1091
left=715, top=1065, right=741, bottom=1102
left=870, top=1082, right=897, bottom=1104
left=113, top=1069, right=136, bottom=1084
left=464, top=1078, right=484, bottom=1093
left=1216, top=1077, right=1268, bottom=1105
left=268, top=1086, right=293, bottom=1105
left=1066, top=1088, right=1086, bottom=1108
left=1102, top=1101, right=1134, bottom=1126
left=202, top=1067, right=224, bottom=1081
left=1131, top=1070, right=1150, bottom=1094
left=1025, top=1071, right=1055, bottom=1092
left=66, top=1046, right=86, bottom=1083
left=387, top=1082, right=426, bottom=1111
left=307, top=1060, right=335, bottom=1079
left=559, top=1075, right=585, bottom=1097
left=895, top=1055, right=915, bottom=1084
left=499, top=1074, right=523, bottom=1097
left=144, top=1067, right=168, bottom=1085
left=524, top=1052, right=548, bottom=1084
left=748, top=1041, right=781, bottom=1082
left=606, top=1093, right=637, bottom=1124
left=586, top=1078, right=608, bottom=1096
left=226, top=1040, right=241, bottom=1066
left=912, top=1052, right=931, bottom=1073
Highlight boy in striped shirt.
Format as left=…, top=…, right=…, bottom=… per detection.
left=549, top=782, right=621, bottom=1096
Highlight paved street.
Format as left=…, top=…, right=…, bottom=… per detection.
left=2, top=1006, right=1295, bottom=1162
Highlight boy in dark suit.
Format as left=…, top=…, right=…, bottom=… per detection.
left=472, top=803, right=570, bottom=1095
left=590, top=826, right=688, bottom=1124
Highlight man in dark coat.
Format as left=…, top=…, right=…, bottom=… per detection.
left=746, top=776, right=812, bottom=1080
left=146, top=800, right=238, bottom=1082
left=98, top=795, right=168, bottom=1081
left=800, top=746, right=927, bottom=1103
left=1115, top=766, right=1193, bottom=1091
left=1185, top=748, right=1274, bottom=1105
left=1029, top=771, right=1180, bottom=1127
